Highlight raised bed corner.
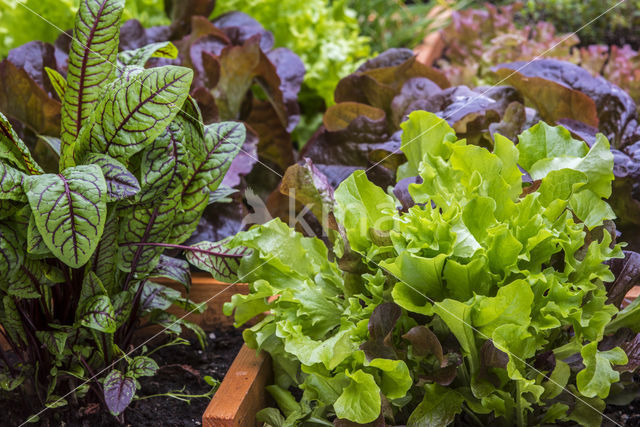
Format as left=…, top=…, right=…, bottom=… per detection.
left=203, top=345, right=272, bottom=427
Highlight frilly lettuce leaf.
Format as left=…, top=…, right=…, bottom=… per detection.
left=226, top=111, right=631, bottom=425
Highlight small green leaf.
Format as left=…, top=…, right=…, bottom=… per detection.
left=84, top=154, right=140, bottom=202
left=333, top=369, right=381, bottom=423
left=0, top=113, right=43, bottom=174
left=45, top=67, right=66, bottom=100
left=517, top=121, right=588, bottom=172
left=334, top=170, right=395, bottom=252
left=0, top=161, right=26, bottom=202
left=399, top=110, right=456, bottom=180
left=0, top=371, right=25, bottom=391
left=128, top=356, right=158, bottom=378
left=576, top=342, right=627, bottom=398
left=118, top=42, right=179, bottom=67
left=407, top=383, right=464, bottom=427
left=79, top=295, right=116, bottom=333
left=36, top=331, right=69, bottom=356
left=368, top=358, right=412, bottom=400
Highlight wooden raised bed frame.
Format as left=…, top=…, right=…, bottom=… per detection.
left=203, top=345, right=272, bottom=427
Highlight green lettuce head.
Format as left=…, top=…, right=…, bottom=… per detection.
left=226, top=111, right=634, bottom=426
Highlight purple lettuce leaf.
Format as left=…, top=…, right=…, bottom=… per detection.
left=0, top=51, right=61, bottom=137
left=359, top=302, right=401, bottom=361
left=605, top=251, right=640, bottom=308
left=491, top=59, right=640, bottom=150
left=279, top=158, right=335, bottom=223
left=118, top=19, right=171, bottom=52
left=212, top=11, right=275, bottom=52
left=165, top=0, right=216, bottom=39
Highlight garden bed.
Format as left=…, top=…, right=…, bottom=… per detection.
left=0, top=330, right=244, bottom=426
left=0, top=276, right=250, bottom=425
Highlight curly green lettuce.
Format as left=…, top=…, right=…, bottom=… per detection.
left=226, top=112, right=635, bottom=426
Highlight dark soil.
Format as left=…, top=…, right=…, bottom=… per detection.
left=605, top=401, right=640, bottom=426
left=0, top=328, right=244, bottom=427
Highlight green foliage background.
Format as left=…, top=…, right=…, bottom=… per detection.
left=0, top=0, right=168, bottom=57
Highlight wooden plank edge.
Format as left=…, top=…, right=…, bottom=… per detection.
left=203, top=345, right=272, bottom=427
left=137, top=280, right=251, bottom=336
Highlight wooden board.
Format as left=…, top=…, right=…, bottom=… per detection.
left=203, top=345, right=272, bottom=427
left=153, top=274, right=250, bottom=331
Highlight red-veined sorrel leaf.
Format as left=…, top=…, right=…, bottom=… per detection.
left=139, top=121, right=191, bottom=203
left=103, top=369, right=136, bottom=416
left=1, top=296, right=27, bottom=345
left=45, top=66, right=67, bottom=101
left=60, top=0, right=125, bottom=169
left=77, top=66, right=193, bottom=163
left=84, top=153, right=140, bottom=202
left=169, top=122, right=245, bottom=243
left=90, top=211, right=118, bottom=292
left=79, top=294, right=116, bottom=333
left=35, top=331, right=69, bottom=356
left=139, top=281, right=182, bottom=312
left=185, top=237, right=249, bottom=281
left=0, top=161, right=26, bottom=202
left=128, top=356, right=158, bottom=378
left=0, top=113, right=44, bottom=175
left=168, top=190, right=208, bottom=245
left=23, top=165, right=107, bottom=268
left=118, top=42, right=179, bottom=68
left=184, top=122, right=245, bottom=196
left=111, top=289, right=134, bottom=326
left=78, top=272, right=107, bottom=307
left=150, top=255, right=192, bottom=290
left=117, top=190, right=180, bottom=274
left=6, top=260, right=63, bottom=299
left=26, top=215, right=50, bottom=257
left=6, top=263, right=41, bottom=299
left=0, top=224, right=25, bottom=279
left=178, top=96, right=206, bottom=154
